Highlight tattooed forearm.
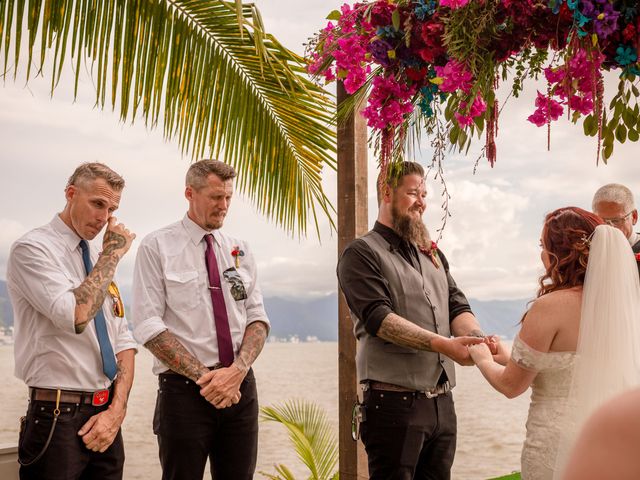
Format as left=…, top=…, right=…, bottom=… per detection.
left=73, top=252, right=120, bottom=333
left=377, top=313, right=438, bottom=351
left=102, top=231, right=127, bottom=256
left=234, top=322, right=268, bottom=373
left=145, top=330, right=209, bottom=382
left=111, top=349, right=135, bottom=412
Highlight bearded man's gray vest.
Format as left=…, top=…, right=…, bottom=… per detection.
left=353, top=231, right=456, bottom=391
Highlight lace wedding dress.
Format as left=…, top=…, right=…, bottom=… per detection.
left=513, top=335, right=576, bottom=480
left=515, top=225, right=640, bottom=480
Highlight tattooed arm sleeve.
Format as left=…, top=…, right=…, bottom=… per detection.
left=233, top=321, right=268, bottom=374
left=73, top=230, right=127, bottom=333
left=144, top=330, right=210, bottom=382
left=377, top=313, right=440, bottom=351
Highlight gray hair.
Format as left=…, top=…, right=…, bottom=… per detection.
left=186, top=159, right=236, bottom=190
left=592, top=183, right=635, bottom=211
left=66, top=162, right=125, bottom=191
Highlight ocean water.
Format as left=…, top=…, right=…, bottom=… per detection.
left=0, top=343, right=529, bottom=479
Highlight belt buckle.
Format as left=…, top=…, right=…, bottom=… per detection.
left=92, top=389, right=109, bottom=406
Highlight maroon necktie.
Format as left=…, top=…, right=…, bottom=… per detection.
left=204, top=234, right=234, bottom=366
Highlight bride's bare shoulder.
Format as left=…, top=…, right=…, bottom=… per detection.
left=532, top=288, right=581, bottom=308
left=526, top=288, right=582, bottom=320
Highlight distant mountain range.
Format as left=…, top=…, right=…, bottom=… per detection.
left=0, top=279, right=528, bottom=340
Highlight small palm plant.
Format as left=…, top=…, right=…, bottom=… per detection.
left=260, top=399, right=339, bottom=480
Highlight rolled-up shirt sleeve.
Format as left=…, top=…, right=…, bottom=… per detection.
left=8, top=242, right=77, bottom=333
left=242, top=245, right=270, bottom=332
left=131, top=239, right=169, bottom=344
left=114, top=313, right=138, bottom=354
left=438, top=250, right=473, bottom=322
left=337, top=240, right=394, bottom=336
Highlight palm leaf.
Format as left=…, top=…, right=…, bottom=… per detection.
left=0, top=0, right=337, bottom=237
left=261, top=399, right=338, bottom=480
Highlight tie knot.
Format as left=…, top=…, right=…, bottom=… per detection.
left=79, top=239, right=89, bottom=253
left=204, top=233, right=215, bottom=247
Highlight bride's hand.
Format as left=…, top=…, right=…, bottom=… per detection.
left=468, top=343, right=493, bottom=365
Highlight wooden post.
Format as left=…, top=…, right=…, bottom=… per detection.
left=337, top=82, right=369, bottom=479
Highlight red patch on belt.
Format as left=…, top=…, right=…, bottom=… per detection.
left=92, top=389, right=109, bottom=406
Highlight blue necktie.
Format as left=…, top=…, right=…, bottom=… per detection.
left=79, top=240, right=118, bottom=380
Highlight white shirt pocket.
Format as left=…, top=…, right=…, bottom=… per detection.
left=165, top=270, right=200, bottom=312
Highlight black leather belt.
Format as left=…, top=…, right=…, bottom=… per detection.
left=29, top=386, right=112, bottom=406
left=366, top=380, right=451, bottom=398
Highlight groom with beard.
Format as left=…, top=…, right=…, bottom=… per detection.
left=337, top=161, right=493, bottom=480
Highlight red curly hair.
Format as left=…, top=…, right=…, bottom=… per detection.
left=537, top=206, right=604, bottom=297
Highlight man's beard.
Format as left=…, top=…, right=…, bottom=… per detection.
left=391, top=202, right=431, bottom=247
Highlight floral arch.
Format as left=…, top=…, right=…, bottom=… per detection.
left=307, top=0, right=640, bottom=171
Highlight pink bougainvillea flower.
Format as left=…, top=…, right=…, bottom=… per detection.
left=440, top=0, right=471, bottom=9
left=568, top=95, right=594, bottom=115
left=455, top=95, right=487, bottom=128
left=544, top=66, right=566, bottom=84
left=362, top=74, right=416, bottom=129
left=434, top=59, right=474, bottom=93
left=528, top=91, right=564, bottom=126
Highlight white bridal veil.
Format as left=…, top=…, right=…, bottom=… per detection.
left=555, top=224, right=640, bottom=478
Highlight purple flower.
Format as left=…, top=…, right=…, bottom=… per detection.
left=369, top=39, right=395, bottom=68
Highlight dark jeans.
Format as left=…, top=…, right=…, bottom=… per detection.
left=361, top=389, right=457, bottom=480
left=154, top=368, right=259, bottom=480
left=18, top=398, right=124, bottom=480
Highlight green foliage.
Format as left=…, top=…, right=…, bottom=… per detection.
left=0, top=0, right=337, bottom=237
left=260, top=399, right=339, bottom=480
left=594, top=76, right=640, bottom=162
left=487, top=473, right=521, bottom=480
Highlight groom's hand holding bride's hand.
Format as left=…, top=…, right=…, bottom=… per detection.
left=468, top=342, right=493, bottom=366
left=435, top=336, right=485, bottom=366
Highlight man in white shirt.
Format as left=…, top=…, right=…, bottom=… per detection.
left=7, top=162, right=137, bottom=480
left=592, top=183, right=640, bottom=275
left=132, top=159, right=270, bottom=480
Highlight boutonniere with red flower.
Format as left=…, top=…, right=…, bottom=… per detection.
left=419, top=241, right=440, bottom=269
left=635, top=252, right=640, bottom=262
left=231, top=246, right=245, bottom=268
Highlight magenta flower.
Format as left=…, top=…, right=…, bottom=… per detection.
left=434, top=59, right=474, bottom=94
left=455, top=95, right=487, bottom=128
left=528, top=91, right=564, bottom=126
left=544, top=67, right=566, bottom=84
left=440, top=0, right=471, bottom=9
left=362, top=74, right=416, bottom=129
left=568, top=95, right=594, bottom=115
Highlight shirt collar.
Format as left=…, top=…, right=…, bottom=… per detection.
left=181, top=213, right=222, bottom=246
left=629, top=231, right=640, bottom=246
left=51, top=214, right=83, bottom=252
left=373, top=221, right=407, bottom=250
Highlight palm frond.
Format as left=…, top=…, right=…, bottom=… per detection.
left=0, top=0, right=337, bottom=237
left=261, top=399, right=338, bottom=480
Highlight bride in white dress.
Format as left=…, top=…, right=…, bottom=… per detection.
left=469, top=206, right=640, bottom=480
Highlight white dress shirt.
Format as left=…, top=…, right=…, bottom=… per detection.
left=6, top=215, right=137, bottom=391
left=132, top=214, right=270, bottom=375
left=629, top=231, right=640, bottom=246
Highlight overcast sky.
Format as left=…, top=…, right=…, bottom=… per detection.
left=1, top=0, right=639, bottom=302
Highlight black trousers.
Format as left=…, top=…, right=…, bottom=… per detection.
left=361, top=389, right=457, bottom=480
left=18, top=398, right=125, bottom=480
left=154, top=368, right=259, bottom=480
